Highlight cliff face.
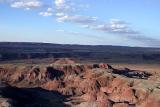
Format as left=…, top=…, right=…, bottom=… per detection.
left=0, top=59, right=160, bottom=107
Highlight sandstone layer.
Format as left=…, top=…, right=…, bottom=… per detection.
left=0, top=59, right=160, bottom=107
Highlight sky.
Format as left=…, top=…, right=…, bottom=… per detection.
left=0, top=0, right=160, bottom=47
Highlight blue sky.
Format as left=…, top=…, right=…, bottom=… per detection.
left=0, top=0, right=160, bottom=47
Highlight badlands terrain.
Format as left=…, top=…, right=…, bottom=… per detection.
left=0, top=58, right=160, bottom=107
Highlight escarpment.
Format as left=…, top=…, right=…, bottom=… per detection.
left=0, top=59, right=159, bottom=107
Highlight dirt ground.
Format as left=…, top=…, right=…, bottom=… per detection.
left=111, top=63, right=160, bottom=73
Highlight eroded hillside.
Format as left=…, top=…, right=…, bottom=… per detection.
left=0, top=58, right=160, bottom=107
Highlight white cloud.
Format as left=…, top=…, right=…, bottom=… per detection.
left=2, top=0, right=159, bottom=46
left=39, top=7, right=53, bottom=17
left=87, top=19, right=139, bottom=35
left=10, top=0, right=43, bottom=10
left=57, top=15, right=98, bottom=24
left=56, top=12, right=65, bottom=17
left=55, top=0, right=65, bottom=8
left=47, top=7, right=52, bottom=11
left=39, top=12, right=52, bottom=16
left=54, top=0, right=140, bottom=36
left=55, top=0, right=75, bottom=13
left=88, top=19, right=160, bottom=46
left=54, top=0, right=155, bottom=45
left=81, top=25, right=90, bottom=28
left=54, top=0, right=93, bottom=24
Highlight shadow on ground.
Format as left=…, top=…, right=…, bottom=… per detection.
left=112, top=68, right=152, bottom=79
left=0, top=84, right=70, bottom=107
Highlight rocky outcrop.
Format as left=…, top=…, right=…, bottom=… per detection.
left=0, top=59, right=159, bottom=107
left=54, top=58, right=76, bottom=64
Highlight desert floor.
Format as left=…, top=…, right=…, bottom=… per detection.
left=111, top=63, right=160, bottom=73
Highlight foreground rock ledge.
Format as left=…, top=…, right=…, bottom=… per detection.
left=0, top=61, right=160, bottom=107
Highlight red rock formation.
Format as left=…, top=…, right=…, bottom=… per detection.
left=54, top=58, right=76, bottom=64
left=113, top=103, right=129, bottom=107
left=0, top=61, right=159, bottom=107
left=93, top=63, right=112, bottom=69
left=42, top=79, right=62, bottom=91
